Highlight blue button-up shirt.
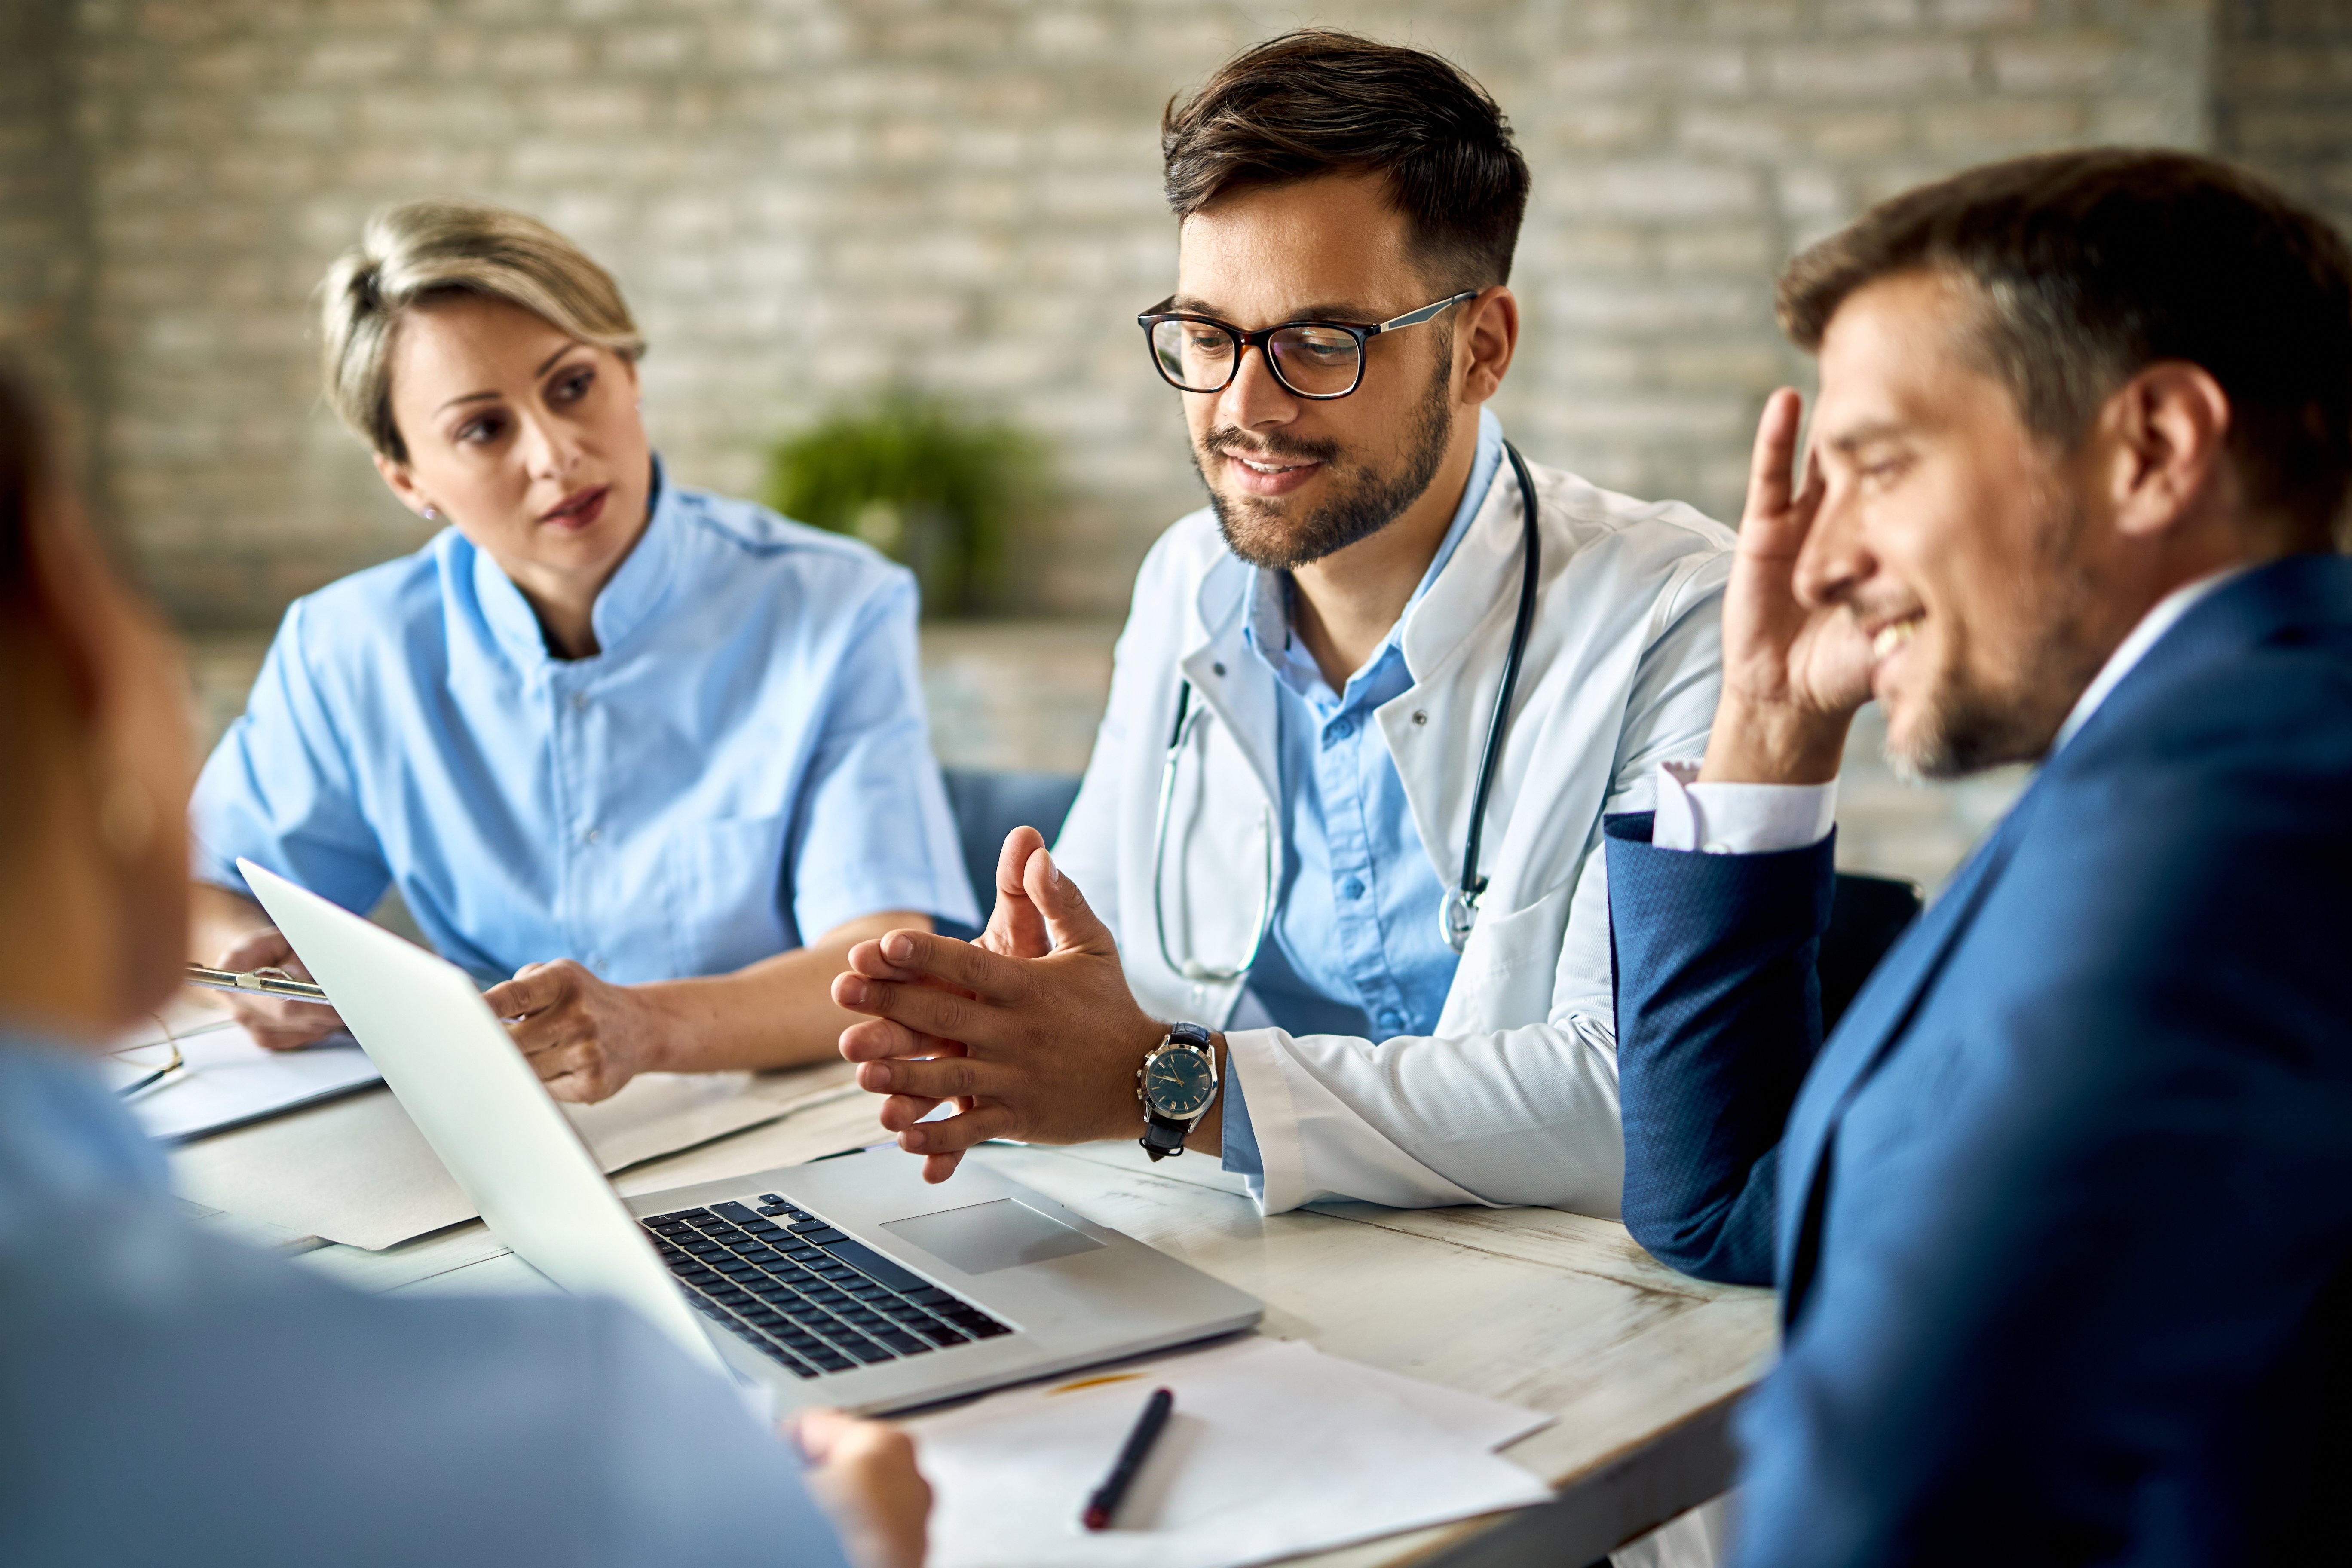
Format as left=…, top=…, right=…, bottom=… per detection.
left=192, top=462, right=977, bottom=985
left=1222, top=412, right=1506, bottom=1174
left=0, top=1031, right=849, bottom=1565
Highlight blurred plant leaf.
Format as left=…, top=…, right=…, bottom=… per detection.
left=763, top=395, right=1044, bottom=617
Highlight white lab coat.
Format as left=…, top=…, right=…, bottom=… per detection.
left=1055, top=454, right=1734, bottom=1216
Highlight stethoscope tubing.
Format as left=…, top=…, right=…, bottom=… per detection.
left=1152, top=442, right=1542, bottom=980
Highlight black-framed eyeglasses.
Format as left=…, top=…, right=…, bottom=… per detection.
left=1138, top=291, right=1478, bottom=400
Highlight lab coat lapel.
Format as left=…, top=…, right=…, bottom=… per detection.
left=1379, top=455, right=1526, bottom=900
left=1772, top=786, right=2042, bottom=1312
left=1179, top=551, right=1282, bottom=816
left=1136, top=551, right=1281, bottom=1024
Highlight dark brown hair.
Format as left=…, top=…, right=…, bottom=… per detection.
left=1780, top=149, right=2352, bottom=542
left=1160, top=30, right=1531, bottom=292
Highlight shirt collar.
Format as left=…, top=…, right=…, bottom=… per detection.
left=2049, top=562, right=2254, bottom=754
left=469, top=455, right=681, bottom=666
left=1243, top=409, right=1507, bottom=704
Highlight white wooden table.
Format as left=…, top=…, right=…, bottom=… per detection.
left=201, top=1076, right=1775, bottom=1567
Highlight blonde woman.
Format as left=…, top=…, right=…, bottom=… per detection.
left=190, top=201, right=975, bottom=1101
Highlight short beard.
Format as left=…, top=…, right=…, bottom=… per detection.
left=1886, top=488, right=2109, bottom=781
left=1193, top=356, right=1454, bottom=572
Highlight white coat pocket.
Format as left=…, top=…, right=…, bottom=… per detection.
left=1438, top=880, right=1573, bottom=1035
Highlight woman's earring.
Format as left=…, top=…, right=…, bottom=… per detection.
left=422, top=505, right=439, bottom=521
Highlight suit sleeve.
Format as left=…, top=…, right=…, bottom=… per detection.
left=1731, top=741, right=2352, bottom=1567
left=1605, top=812, right=1834, bottom=1286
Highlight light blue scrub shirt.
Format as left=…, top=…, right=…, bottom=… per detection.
left=0, top=1031, right=851, bottom=1566
left=192, top=461, right=977, bottom=984
left=1221, top=412, right=1505, bottom=1176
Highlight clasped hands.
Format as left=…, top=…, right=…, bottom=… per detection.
left=831, top=827, right=1188, bottom=1182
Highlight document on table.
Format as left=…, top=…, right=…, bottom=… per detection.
left=906, top=1335, right=1555, bottom=1568
left=111, top=1018, right=382, bottom=1143
left=171, top=1063, right=858, bottom=1250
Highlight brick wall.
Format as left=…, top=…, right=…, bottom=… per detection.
left=2214, top=0, right=2352, bottom=236
left=0, top=0, right=96, bottom=474
left=7, top=0, right=2250, bottom=628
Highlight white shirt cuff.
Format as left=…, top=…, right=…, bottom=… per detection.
left=1651, top=760, right=1838, bottom=854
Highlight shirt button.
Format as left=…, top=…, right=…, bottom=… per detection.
left=1328, top=718, right=1355, bottom=742
left=584, top=827, right=602, bottom=845
left=1342, top=876, right=1365, bottom=900
left=1378, top=1011, right=1404, bottom=1034
left=570, top=691, right=590, bottom=711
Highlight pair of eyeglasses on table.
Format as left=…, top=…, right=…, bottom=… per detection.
left=105, top=965, right=333, bottom=1098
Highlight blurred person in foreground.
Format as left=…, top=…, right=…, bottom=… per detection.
left=190, top=199, right=976, bottom=1102
left=0, top=367, right=926, bottom=1565
left=1606, top=150, right=2352, bottom=1563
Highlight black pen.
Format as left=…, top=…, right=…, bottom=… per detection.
left=1081, top=1386, right=1174, bottom=1531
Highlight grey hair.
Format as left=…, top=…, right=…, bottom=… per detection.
left=317, top=199, right=645, bottom=462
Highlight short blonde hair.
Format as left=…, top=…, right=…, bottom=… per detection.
left=317, top=199, right=646, bottom=462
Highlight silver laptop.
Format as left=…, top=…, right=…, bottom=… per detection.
left=241, top=859, right=1262, bottom=1414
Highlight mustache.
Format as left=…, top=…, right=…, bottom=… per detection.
left=1199, top=426, right=1343, bottom=466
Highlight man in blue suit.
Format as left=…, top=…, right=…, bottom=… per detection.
left=1605, top=149, right=2352, bottom=1565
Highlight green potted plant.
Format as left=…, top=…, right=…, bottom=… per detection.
left=763, top=395, right=1042, bottom=617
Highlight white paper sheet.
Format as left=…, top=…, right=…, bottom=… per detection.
left=112, top=1020, right=382, bottom=1143
left=171, top=1067, right=847, bottom=1250
left=906, top=1336, right=1553, bottom=1568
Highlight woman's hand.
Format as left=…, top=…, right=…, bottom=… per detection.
left=482, top=959, right=665, bottom=1103
left=209, top=927, right=347, bottom=1051
left=795, top=1409, right=929, bottom=1568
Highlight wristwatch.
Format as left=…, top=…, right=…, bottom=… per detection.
left=1136, top=1022, right=1219, bottom=1161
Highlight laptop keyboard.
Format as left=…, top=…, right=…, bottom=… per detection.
left=641, top=1196, right=1013, bottom=1379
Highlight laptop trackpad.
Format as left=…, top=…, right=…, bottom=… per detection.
left=882, top=1199, right=1105, bottom=1276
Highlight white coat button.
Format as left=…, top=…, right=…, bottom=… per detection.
left=1412, top=710, right=1427, bottom=725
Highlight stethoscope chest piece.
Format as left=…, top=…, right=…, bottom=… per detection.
left=1439, top=884, right=1481, bottom=954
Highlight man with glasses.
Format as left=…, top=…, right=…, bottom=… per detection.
left=832, top=32, right=1733, bottom=1225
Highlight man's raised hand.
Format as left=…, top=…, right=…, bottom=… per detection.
left=1701, top=387, right=1876, bottom=784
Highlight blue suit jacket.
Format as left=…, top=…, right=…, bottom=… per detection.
left=1605, top=556, right=2352, bottom=1567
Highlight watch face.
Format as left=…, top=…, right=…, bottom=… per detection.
left=1143, top=1048, right=1216, bottom=1118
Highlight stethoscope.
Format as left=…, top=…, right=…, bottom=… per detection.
left=1152, top=442, right=1543, bottom=982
